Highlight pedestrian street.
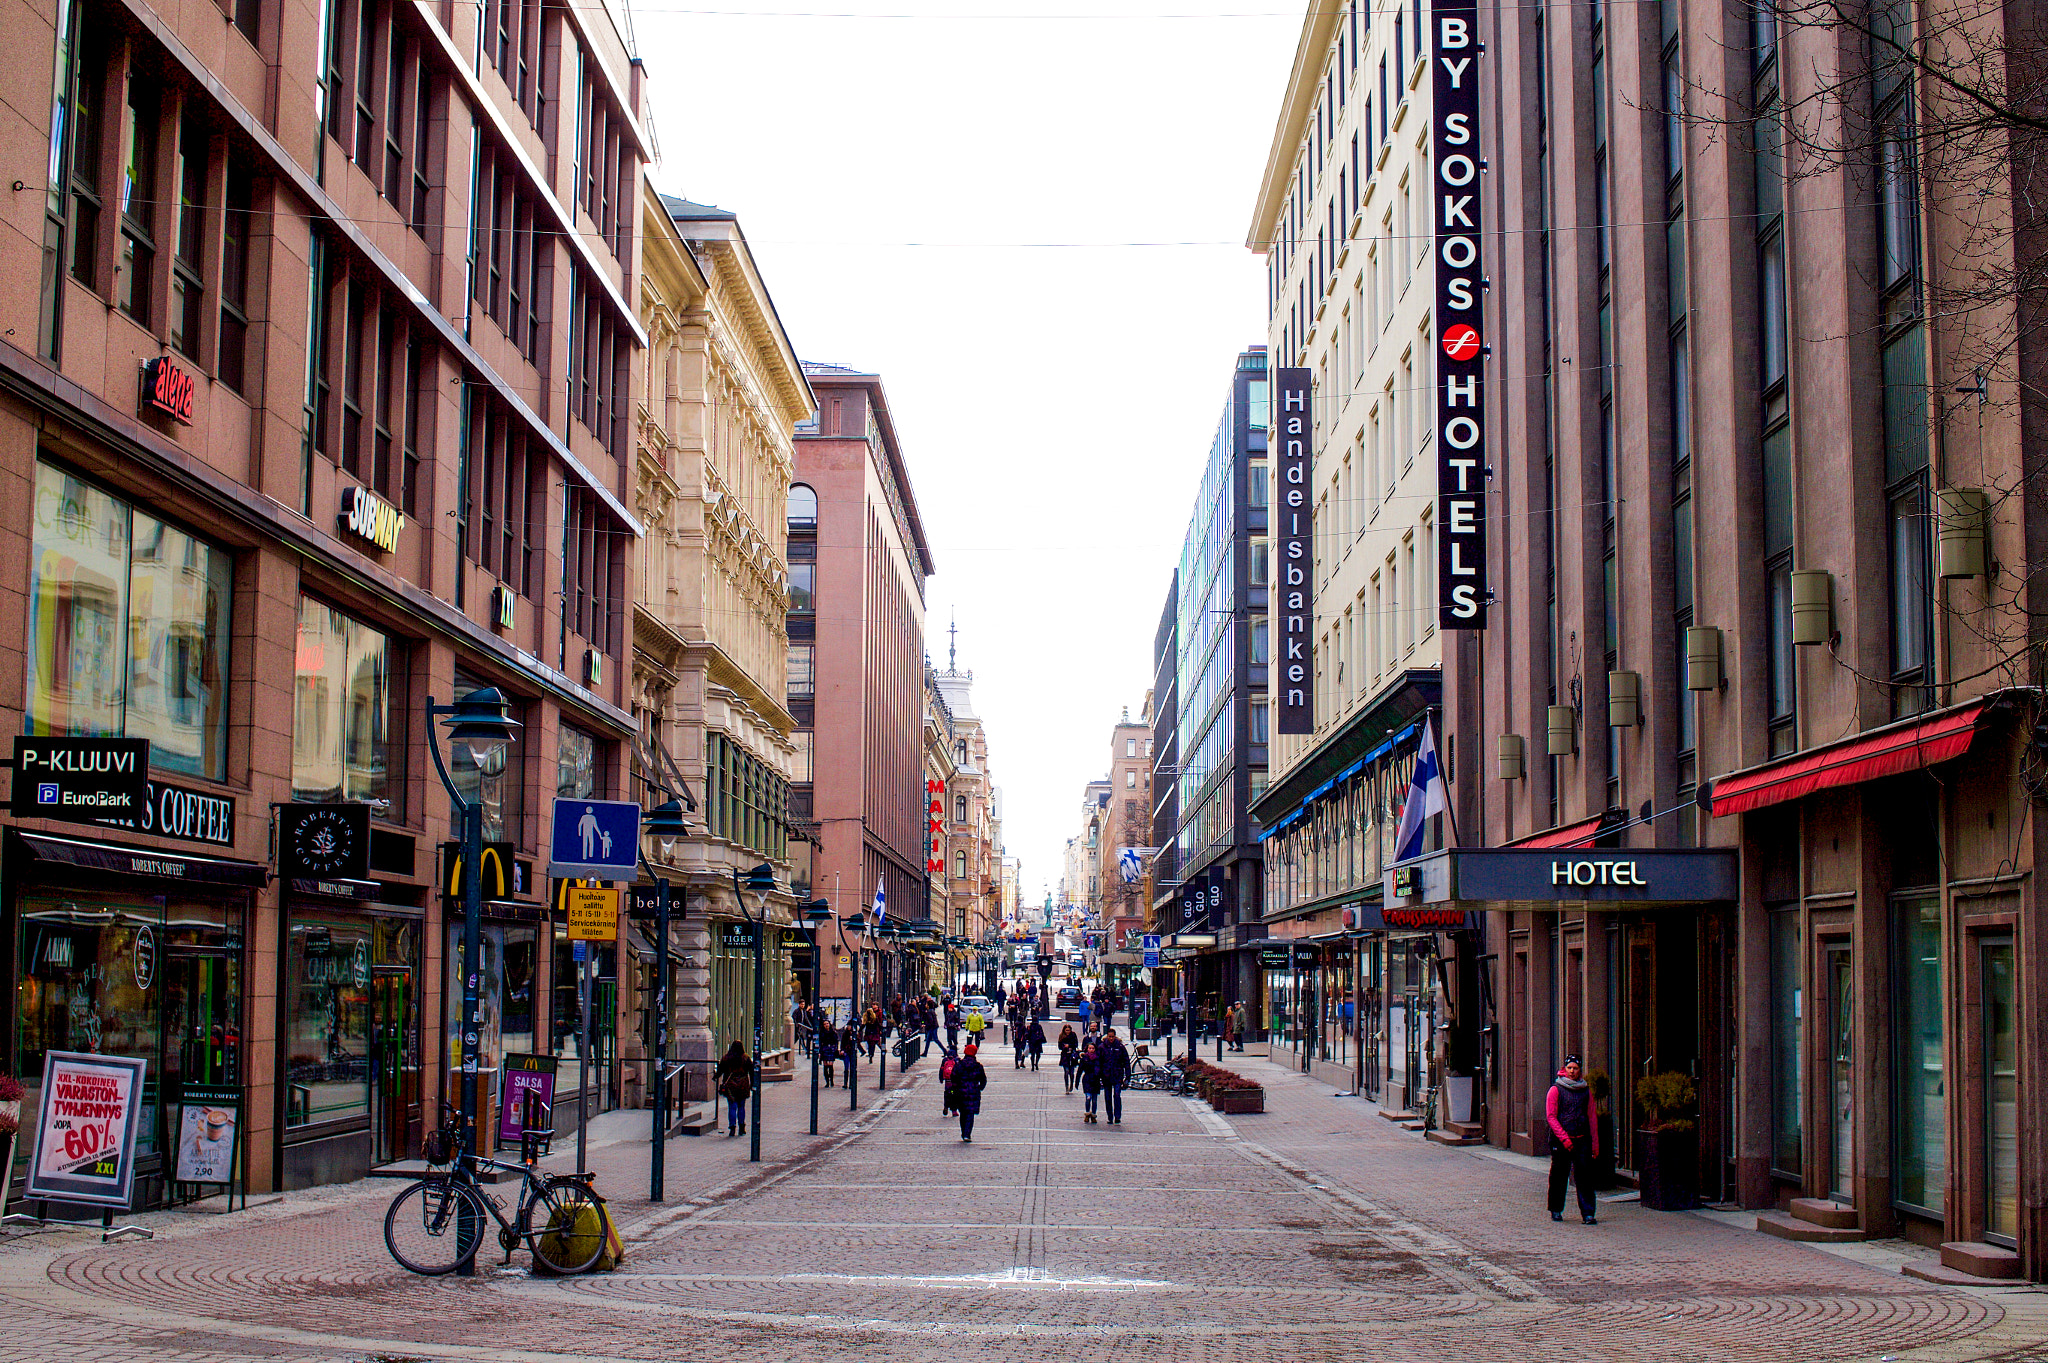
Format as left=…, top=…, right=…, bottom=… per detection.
left=0, top=1049, right=2042, bottom=1363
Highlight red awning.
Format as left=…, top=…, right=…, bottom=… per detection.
left=1505, top=815, right=1606, bottom=849
left=1708, top=699, right=1993, bottom=818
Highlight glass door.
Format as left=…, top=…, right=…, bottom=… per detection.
left=1982, top=937, right=2017, bottom=1245
left=370, top=967, right=417, bottom=1164
left=1825, top=945, right=1853, bottom=1202
left=164, top=949, right=241, bottom=1090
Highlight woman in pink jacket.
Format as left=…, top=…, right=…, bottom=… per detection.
left=1546, top=1055, right=1600, bottom=1225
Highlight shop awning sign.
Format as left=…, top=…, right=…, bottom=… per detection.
left=10, top=736, right=149, bottom=824
left=548, top=798, right=641, bottom=881
left=26, top=1051, right=149, bottom=1208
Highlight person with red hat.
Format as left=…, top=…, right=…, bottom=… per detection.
left=948, top=1042, right=989, bottom=1143
left=1546, top=1055, right=1600, bottom=1224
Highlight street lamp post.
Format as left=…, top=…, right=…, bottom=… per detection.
left=640, top=800, right=689, bottom=1204
left=424, top=689, right=520, bottom=1279
left=802, top=899, right=832, bottom=1134
left=837, top=911, right=865, bottom=1111
left=875, top=922, right=893, bottom=1089
left=730, top=862, right=777, bottom=1163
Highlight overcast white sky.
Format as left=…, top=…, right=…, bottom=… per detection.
left=635, top=0, right=1302, bottom=904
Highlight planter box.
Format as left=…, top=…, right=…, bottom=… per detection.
left=1212, top=1089, right=1265, bottom=1114
left=1637, top=1126, right=1696, bottom=1210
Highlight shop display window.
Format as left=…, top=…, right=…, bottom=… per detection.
left=27, top=460, right=232, bottom=779
left=285, top=914, right=372, bottom=1128
left=1892, top=893, right=1945, bottom=1214
left=442, top=923, right=536, bottom=1130
left=15, top=890, right=243, bottom=1159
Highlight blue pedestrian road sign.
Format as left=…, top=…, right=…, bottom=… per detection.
left=548, top=798, right=641, bottom=880
left=1142, top=933, right=1161, bottom=969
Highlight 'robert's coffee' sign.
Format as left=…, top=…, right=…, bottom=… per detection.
left=11, top=737, right=150, bottom=823
left=1433, top=0, right=1488, bottom=630
left=1274, top=366, right=1313, bottom=734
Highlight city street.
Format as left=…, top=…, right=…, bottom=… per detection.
left=0, top=1049, right=2042, bottom=1363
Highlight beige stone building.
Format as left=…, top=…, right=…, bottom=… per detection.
left=631, top=190, right=810, bottom=1099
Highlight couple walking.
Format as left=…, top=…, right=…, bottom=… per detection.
left=941, top=1043, right=990, bottom=1143
left=1068, top=1027, right=1130, bottom=1125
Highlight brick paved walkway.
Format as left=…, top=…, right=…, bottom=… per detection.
left=0, top=1046, right=2042, bottom=1362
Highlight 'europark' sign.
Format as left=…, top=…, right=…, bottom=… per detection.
left=1383, top=847, right=1739, bottom=909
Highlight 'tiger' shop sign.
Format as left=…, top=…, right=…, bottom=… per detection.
left=1433, top=0, right=1488, bottom=630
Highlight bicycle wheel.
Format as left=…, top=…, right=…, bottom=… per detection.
left=385, top=1178, right=488, bottom=1275
left=526, top=1177, right=608, bottom=1275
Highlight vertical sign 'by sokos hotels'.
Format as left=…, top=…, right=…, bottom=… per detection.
left=1274, top=367, right=1313, bottom=734
left=1433, top=0, right=1488, bottom=630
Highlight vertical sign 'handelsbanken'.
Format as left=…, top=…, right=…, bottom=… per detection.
left=1274, top=367, right=1313, bottom=734
left=1434, top=0, right=1488, bottom=630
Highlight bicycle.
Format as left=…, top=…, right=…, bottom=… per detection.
left=384, top=1119, right=610, bottom=1277
left=1127, top=1055, right=1191, bottom=1094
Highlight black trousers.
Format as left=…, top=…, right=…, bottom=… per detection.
left=960, top=1107, right=976, bottom=1139
left=1548, top=1140, right=1597, bottom=1218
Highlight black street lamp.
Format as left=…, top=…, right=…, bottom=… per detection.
left=424, top=687, right=520, bottom=1278
left=641, top=799, right=689, bottom=1203
left=729, top=861, right=778, bottom=1163
left=837, top=910, right=866, bottom=1111
left=801, top=898, right=832, bottom=1134
left=875, top=921, right=898, bottom=1089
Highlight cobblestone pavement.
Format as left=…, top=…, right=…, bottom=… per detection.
left=2, top=1047, right=2045, bottom=1362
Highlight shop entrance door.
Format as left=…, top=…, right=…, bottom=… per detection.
left=370, top=967, right=418, bottom=1164
left=1981, top=937, right=2017, bottom=1245
left=1824, top=945, right=1854, bottom=1202
left=164, top=948, right=241, bottom=1091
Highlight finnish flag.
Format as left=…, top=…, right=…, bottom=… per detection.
left=872, top=880, right=887, bottom=924
left=1118, top=848, right=1141, bottom=884
left=1393, top=719, right=1447, bottom=863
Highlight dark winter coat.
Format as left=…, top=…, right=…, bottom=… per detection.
left=949, top=1056, right=989, bottom=1115
left=1025, top=1021, right=1046, bottom=1053
left=1077, top=1053, right=1103, bottom=1095
left=1096, top=1037, right=1131, bottom=1087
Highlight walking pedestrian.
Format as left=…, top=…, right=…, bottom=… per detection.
left=716, top=1041, right=752, bottom=1137
left=945, top=998, right=962, bottom=1052
left=950, top=1043, right=989, bottom=1143
left=1013, top=1011, right=1029, bottom=1069
left=1097, top=1029, right=1130, bottom=1126
left=1546, top=1055, right=1601, bottom=1225
left=1077, top=993, right=1091, bottom=1028
left=1078, top=1041, right=1103, bottom=1123
left=1025, top=1017, right=1046, bottom=1070
left=820, top=1021, right=840, bottom=1088
left=1058, top=1024, right=1079, bottom=1091
left=864, top=1005, right=885, bottom=1060
left=965, top=1003, right=987, bottom=1046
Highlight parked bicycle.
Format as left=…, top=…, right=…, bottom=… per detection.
left=1126, top=1055, right=1191, bottom=1094
left=384, top=1118, right=610, bottom=1277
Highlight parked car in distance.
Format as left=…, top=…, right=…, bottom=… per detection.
left=962, top=995, right=993, bottom=1016
left=1056, top=985, right=1083, bottom=1008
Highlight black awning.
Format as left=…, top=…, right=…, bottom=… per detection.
left=14, top=830, right=268, bottom=887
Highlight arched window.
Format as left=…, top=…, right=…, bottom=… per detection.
left=954, top=795, right=967, bottom=822
left=787, top=483, right=818, bottom=527
left=954, top=851, right=967, bottom=880
left=955, top=739, right=967, bottom=763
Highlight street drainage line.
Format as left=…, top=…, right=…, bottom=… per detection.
left=1186, top=1095, right=1545, bottom=1305
left=617, top=1080, right=922, bottom=1242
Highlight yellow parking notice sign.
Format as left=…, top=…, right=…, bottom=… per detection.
left=565, top=887, right=619, bottom=941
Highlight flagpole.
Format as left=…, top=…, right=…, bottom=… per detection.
left=1434, top=706, right=1461, bottom=849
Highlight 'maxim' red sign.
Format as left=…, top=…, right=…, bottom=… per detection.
left=1433, top=0, right=1487, bottom=629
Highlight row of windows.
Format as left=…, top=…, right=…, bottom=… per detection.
left=706, top=731, right=789, bottom=861
left=303, top=244, right=429, bottom=514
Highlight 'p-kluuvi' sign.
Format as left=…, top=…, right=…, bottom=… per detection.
left=1434, top=0, right=1488, bottom=630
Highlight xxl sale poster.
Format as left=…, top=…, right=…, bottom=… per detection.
left=26, top=1051, right=149, bottom=1208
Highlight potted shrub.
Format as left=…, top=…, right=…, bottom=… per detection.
left=1633, top=1071, right=1697, bottom=1210
left=1208, top=1070, right=1265, bottom=1115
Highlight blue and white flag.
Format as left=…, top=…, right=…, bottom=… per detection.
left=872, top=880, right=887, bottom=924
left=1393, top=720, right=1447, bottom=863
left=1118, top=848, right=1142, bottom=884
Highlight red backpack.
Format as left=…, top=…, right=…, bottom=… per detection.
left=940, top=1056, right=958, bottom=1084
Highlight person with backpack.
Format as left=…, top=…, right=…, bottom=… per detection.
left=1024, top=1017, right=1046, bottom=1071
left=1096, top=1029, right=1131, bottom=1126
left=1057, top=1023, right=1080, bottom=1092
left=1546, top=1054, right=1601, bottom=1225
left=1077, top=1040, right=1103, bottom=1124
left=939, top=1049, right=960, bottom=1115
left=949, top=1043, right=989, bottom=1143
left=716, top=1041, right=753, bottom=1137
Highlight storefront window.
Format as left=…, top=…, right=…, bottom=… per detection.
left=293, top=599, right=393, bottom=808
left=1769, top=905, right=1802, bottom=1174
left=552, top=940, right=615, bottom=1099
left=450, top=673, right=520, bottom=842
left=1892, top=894, right=1944, bottom=1213
left=442, top=922, right=536, bottom=1139
left=284, top=913, right=372, bottom=1128
left=710, top=921, right=787, bottom=1058
left=28, top=461, right=232, bottom=778
left=17, top=890, right=243, bottom=1158
left=558, top=724, right=598, bottom=798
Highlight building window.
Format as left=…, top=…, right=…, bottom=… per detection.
left=786, top=644, right=815, bottom=700
left=955, top=851, right=967, bottom=881
left=956, top=739, right=967, bottom=763
left=117, top=77, right=159, bottom=326
left=788, top=483, right=818, bottom=527
left=27, top=461, right=233, bottom=780
left=788, top=562, right=815, bottom=612
left=954, top=794, right=967, bottom=823
left=292, top=597, right=393, bottom=807
left=558, top=723, right=599, bottom=798
left=1769, top=904, right=1802, bottom=1174
left=1892, top=893, right=1944, bottom=1214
